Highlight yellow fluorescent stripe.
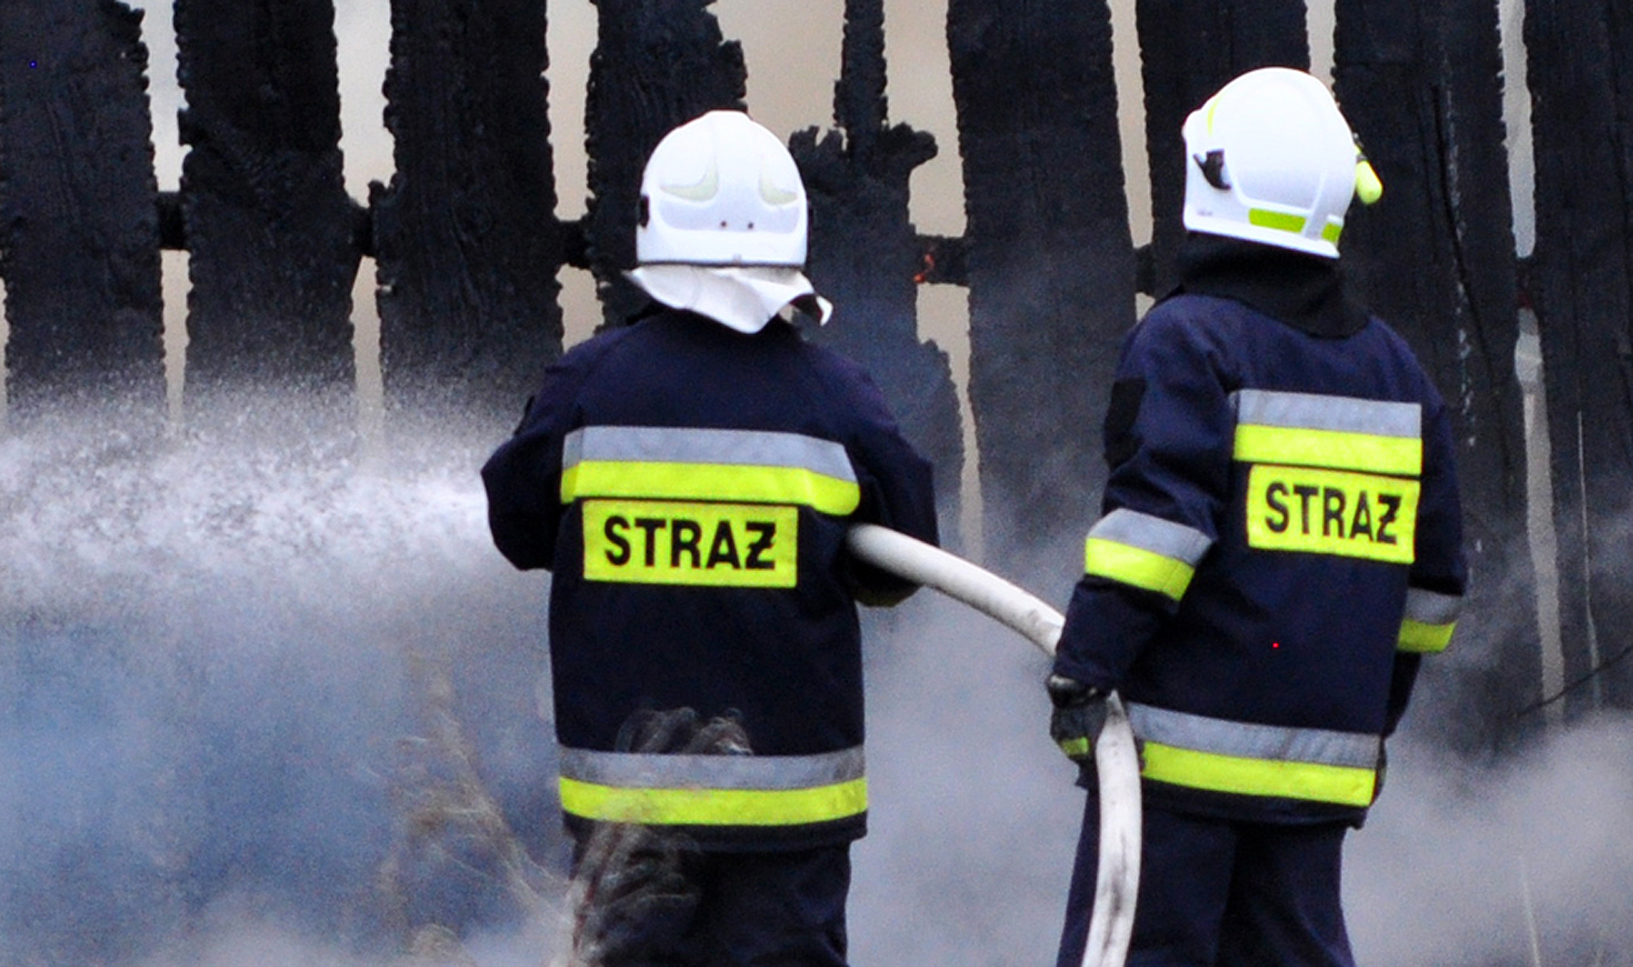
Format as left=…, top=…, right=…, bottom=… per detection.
left=558, top=777, right=868, bottom=826
left=1321, top=221, right=1343, bottom=244
left=1085, top=538, right=1196, bottom=601
left=1249, top=208, right=1307, bottom=233
left=1058, top=737, right=1092, bottom=758
left=1234, top=424, right=1423, bottom=476
left=1397, top=619, right=1456, bottom=653
left=562, top=461, right=861, bottom=515
left=1141, top=743, right=1376, bottom=807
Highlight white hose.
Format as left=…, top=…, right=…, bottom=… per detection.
left=845, top=524, right=1141, bottom=967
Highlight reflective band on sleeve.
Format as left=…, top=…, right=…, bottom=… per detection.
left=1232, top=390, right=1422, bottom=476
left=1127, top=703, right=1380, bottom=807
left=1083, top=509, right=1212, bottom=602
left=556, top=746, right=868, bottom=827
left=1058, top=736, right=1091, bottom=759
left=1396, top=587, right=1461, bottom=653
left=561, top=426, right=861, bottom=515
left=1397, top=620, right=1455, bottom=653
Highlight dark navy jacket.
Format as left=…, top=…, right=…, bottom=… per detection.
left=482, top=308, right=937, bottom=850
left=1053, top=238, right=1467, bottom=826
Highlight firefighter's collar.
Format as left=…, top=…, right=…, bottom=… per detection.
left=1172, top=233, right=1369, bottom=338
left=626, top=264, right=834, bottom=334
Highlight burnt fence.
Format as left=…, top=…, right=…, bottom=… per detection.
left=4, top=0, right=1633, bottom=736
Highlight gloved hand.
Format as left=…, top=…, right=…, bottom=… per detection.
left=1047, top=673, right=1108, bottom=770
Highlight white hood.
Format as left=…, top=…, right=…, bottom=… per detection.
left=626, top=264, right=834, bottom=334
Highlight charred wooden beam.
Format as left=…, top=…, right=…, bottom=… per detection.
left=949, top=0, right=1136, bottom=569
left=914, top=234, right=970, bottom=287
left=0, top=0, right=165, bottom=423
left=158, top=189, right=370, bottom=258
left=583, top=0, right=746, bottom=328
left=1523, top=0, right=1633, bottom=714
left=1336, top=0, right=1538, bottom=745
left=174, top=0, right=359, bottom=413
left=1135, top=0, right=1310, bottom=295
left=792, top=0, right=965, bottom=544
left=372, top=0, right=564, bottom=428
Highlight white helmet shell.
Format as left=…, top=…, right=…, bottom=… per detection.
left=636, top=110, right=808, bottom=267
left=1181, top=67, right=1370, bottom=259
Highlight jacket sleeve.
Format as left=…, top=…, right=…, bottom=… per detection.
left=479, top=355, right=589, bottom=571
left=1052, top=307, right=1231, bottom=688
left=839, top=369, right=940, bottom=606
left=1385, top=379, right=1469, bottom=732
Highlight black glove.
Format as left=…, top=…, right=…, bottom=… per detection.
left=1047, top=674, right=1108, bottom=769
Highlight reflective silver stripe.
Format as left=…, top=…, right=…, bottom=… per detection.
left=558, top=745, right=866, bottom=790
left=1088, top=509, right=1213, bottom=565
left=1403, top=587, right=1462, bottom=626
left=1232, top=389, right=1421, bottom=439
left=563, top=426, right=857, bottom=482
left=1126, top=703, right=1379, bottom=769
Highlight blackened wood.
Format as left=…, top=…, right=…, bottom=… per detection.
left=791, top=0, right=965, bottom=544
left=174, top=0, right=359, bottom=406
left=372, top=0, right=564, bottom=427
left=1336, top=0, right=1538, bottom=744
left=583, top=0, right=746, bottom=328
left=0, top=0, right=165, bottom=422
left=1135, top=0, right=1309, bottom=294
left=1523, top=0, right=1633, bottom=713
left=948, top=0, right=1136, bottom=570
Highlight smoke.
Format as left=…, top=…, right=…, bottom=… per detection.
left=4, top=401, right=1632, bottom=966
left=1349, top=717, right=1633, bottom=967
left=0, top=400, right=560, bottom=965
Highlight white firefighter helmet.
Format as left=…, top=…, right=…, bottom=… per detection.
left=1181, top=67, right=1382, bottom=258
left=636, top=109, right=808, bottom=267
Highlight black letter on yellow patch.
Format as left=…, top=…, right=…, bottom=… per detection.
left=1294, top=485, right=1319, bottom=534
left=634, top=518, right=666, bottom=567
left=1376, top=495, right=1401, bottom=545
left=1323, top=488, right=1346, bottom=538
left=1349, top=492, right=1373, bottom=541
left=707, top=521, right=741, bottom=569
left=745, top=522, right=777, bottom=570
left=671, top=519, right=703, bottom=568
left=1265, top=482, right=1290, bottom=533
left=604, top=515, right=631, bottom=566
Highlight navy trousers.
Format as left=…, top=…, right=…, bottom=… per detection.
left=570, top=836, right=852, bottom=967
left=1057, top=797, right=1356, bottom=967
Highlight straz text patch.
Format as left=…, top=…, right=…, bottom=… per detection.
left=1245, top=465, right=1418, bottom=563
left=583, top=499, right=798, bottom=587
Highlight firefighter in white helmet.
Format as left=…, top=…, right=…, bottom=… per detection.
left=1047, top=68, right=1466, bottom=967
left=482, top=109, right=937, bottom=967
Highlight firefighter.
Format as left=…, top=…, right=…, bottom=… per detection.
left=1047, top=67, right=1467, bottom=967
left=481, top=109, right=937, bottom=967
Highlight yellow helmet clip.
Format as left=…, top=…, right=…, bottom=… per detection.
left=1355, top=156, right=1383, bottom=206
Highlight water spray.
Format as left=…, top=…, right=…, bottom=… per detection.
left=846, top=524, right=1140, bottom=967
